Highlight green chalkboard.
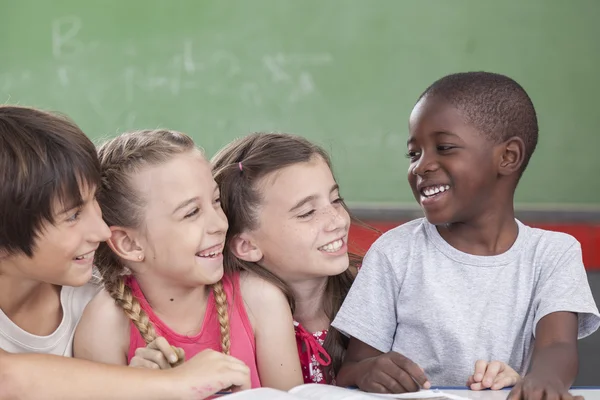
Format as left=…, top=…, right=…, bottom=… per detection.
left=1, top=0, right=599, bottom=207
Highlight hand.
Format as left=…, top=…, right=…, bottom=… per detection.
left=354, top=351, right=431, bottom=393
left=129, top=336, right=185, bottom=369
left=467, top=360, right=521, bottom=390
left=169, top=349, right=251, bottom=399
left=508, top=373, right=583, bottom=400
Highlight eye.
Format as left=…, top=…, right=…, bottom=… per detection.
left=437, top=145, right=455, bottom=152
left=184, top=208, right=200, bottom=219
left=333, top=196, right=344, bottom=204
left=297, top=210, right=315, bottom=219
left=405, top=150, right=420, bottom=161
left=66, top=209, right=81, bottom=222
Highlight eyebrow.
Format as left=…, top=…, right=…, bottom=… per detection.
left=407, top=131, right=460, bottom=146
left=58, top=200, right=85, bottom=216
left=173, top=197, right=200, bottom=214
left=288, top=184, right=339, bottom=213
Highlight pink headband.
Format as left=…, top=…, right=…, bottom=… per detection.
left=238, top=162, right=243, bottom=171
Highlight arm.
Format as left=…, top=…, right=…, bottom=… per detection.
left=0, top=348, right=251, bottom=400
left=240, top=273, right=303, bottom=390
left=73, top=289, right=130, bottom=364
left=336, top=338, right=383, bottom=387
left=507, top=239, right=600, bottom=400
left=529, top=312, right=579, bottom=385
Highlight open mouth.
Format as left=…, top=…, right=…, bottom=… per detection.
left=73, top=251, right=94, bottom=261
left=196, top=244, right=224, bottom=258
left=318, top=238, right=344, bottom=253
left=420, top=184, right=450, bottom=198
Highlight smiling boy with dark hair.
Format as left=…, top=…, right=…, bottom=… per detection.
left=333, top=72, right=599, bottom=400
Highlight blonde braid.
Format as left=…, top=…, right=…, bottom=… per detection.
left=102, top=271, right=157, bottom=344
left=212, top=280, right=231, bottom=355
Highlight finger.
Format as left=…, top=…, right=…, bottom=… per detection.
left=389, top=353, right=431, bottom=389
left=372, top=357, right=417, bottom=393
left=361, top=371, right=403, bottom=393
left=473, top=360, right=488, bottom=383
left=491, top=373, right=519, bottom=390
left=469, top=382, right=486, bottom=391
left=482, top=361, right=503, bottom=388
left=170, top=347, right=186, bottom=367
left=507, top=384, right=522, bottom=400
left=545, top=390, right=561, bottom=400
left=134, top=347, right=172, bottom=369
left=129, top=356, right=161, bottom=370
left=395, top=368, right=420, bottom=393
left=466, top=375, right=475, bottom=387
left=147, top=337, right=179, bottom=364
left=227, top=368, right=252, bottom=391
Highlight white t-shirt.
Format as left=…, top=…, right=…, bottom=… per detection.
left=333, top=218, right=600, bottom=386
left=0, top=280, right=101, bottom=356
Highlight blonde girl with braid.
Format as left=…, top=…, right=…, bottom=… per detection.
left=73, top=130, right=303, bottom=391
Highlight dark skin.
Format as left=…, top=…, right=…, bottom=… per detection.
left=337, top=96, right=581, bottom=400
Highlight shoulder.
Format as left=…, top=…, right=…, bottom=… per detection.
left=76, top=288, right=130, bottom=345
left=238, top=272, right=292, bottom=327
left=239, top=271, right=289, bottom=307
left=519, top=222, right=581, bottom=260
left=73, top=288, right=130, bottom=362
left=368, top=218, right=429, bottom=253
left=360, top=218, right=429, bottom=272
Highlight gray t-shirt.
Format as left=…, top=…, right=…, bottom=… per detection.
left=332, top=218, right=600, bottom=386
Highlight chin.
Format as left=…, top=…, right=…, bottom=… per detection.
left=422, top=209, right=456, bottom=226
left=325, top=255, right=350, bottom=276
left=201, top=267, right=225, bottom=285
left=63, top=267, right=94, bottom=287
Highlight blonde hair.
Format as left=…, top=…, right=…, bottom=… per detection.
left=96, top=129, right=231, bottom=357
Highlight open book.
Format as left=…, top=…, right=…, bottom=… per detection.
left=217, top=384, right=471, bottom=400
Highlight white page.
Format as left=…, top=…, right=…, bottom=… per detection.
left=289, top=384, right=471, bottom=400
left=220, top=387, right=304, bottom=400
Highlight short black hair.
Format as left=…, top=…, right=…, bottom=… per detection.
left=0, top=106, right=101, bottom=257
left=418, top=71, right=539, bottom=173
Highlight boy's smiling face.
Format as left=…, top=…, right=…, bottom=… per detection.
left=407, top=96, right=504, bottom=225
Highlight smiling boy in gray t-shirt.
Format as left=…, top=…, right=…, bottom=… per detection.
left=332, top=72, right=600, bottom=400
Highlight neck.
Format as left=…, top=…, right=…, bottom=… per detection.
left=437, top=200, right=518, bottom=256
left=133, top=273, right=211, bottom=335
left=0, top=274, right=59, bottom=315
left=288, top=276, right=329, bottom=332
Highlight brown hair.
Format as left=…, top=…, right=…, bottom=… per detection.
left=95, top=129, right=231, bottom=356
left=212, top=132, right=365, bottom=379
left=0, top=105, right=100, bottom=257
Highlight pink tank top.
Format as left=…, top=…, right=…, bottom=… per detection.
left=126, top=273, right=261, bottom=388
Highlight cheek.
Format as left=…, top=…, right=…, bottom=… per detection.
left=340, top=207, right=351, bottom=226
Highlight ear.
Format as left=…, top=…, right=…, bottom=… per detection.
left=107, top=226, right=145, bottom=263
left=229, top=232, right=263, bottom=263
left=498, top=136, right=525, bottom=176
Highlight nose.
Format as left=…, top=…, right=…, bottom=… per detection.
left=324, top=204, right=349, bottom=233
left=90, top=202, right=111, bottom=243
left=411, top=151, right=439, bottom=176
left=206, top=204, right=229, bottom=235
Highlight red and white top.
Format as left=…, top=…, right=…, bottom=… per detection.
left=294, top=321, right=332, bottom=384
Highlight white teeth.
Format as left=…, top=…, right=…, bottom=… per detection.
left=319, top=239, right=343, bottom=253
left=74, top=251, right=93, bottom=261
left=422, top=185, right=450, bottom=197
left=197, top=250, right=221, bottom=258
